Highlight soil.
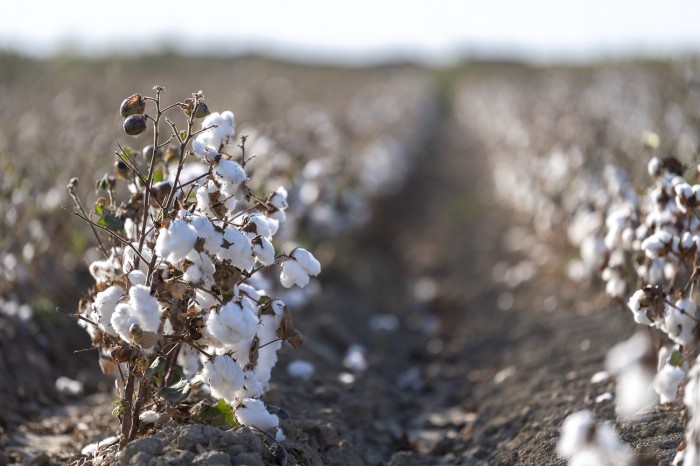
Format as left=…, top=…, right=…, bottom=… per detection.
left=0, top=58, right=688, bottom=465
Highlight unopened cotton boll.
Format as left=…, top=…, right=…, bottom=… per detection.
left=235, top=398, right=279, bottom=431
left=202, top=355, right=245, bottom=402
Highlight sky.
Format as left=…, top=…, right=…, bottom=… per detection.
left=3, top=1, right=700, bottom=65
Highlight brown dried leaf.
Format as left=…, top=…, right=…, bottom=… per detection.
left=277, top=306, right=304, bottom=349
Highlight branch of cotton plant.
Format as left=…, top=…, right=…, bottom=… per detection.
left=665, top=299, right=700, bottom=322
left=56, top=306, right=99, bottom=328
left=118, top=361, right=136, bottom=449
left=137, top=87, right=165, bottom=265
left=67, top=178, right=110, bottom=258
left=157, top=134, right=176, bottom=150
left=60, top=205, right=151, bottom=266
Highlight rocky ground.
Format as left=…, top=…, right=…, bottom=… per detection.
left=0, top=57, right=692, bottom=465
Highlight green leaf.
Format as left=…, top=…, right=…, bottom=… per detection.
left=266, top=405, right=290, bottom=420
left=152, top=168, right=164, bottom=184
left=259, top=296, right=271, bottom=303
left=200, top=399, right=239, bottom=427
left=670, top=350, right=685, bottom=367
left=94, top=202, right=104, bottom=216
left=180, top=130, right=187, bottom=141
left=159, top=379, right=191, bottom=403
left=112, top=400, right=123, bottom=416
left=98, top=214, right=124, bottom=231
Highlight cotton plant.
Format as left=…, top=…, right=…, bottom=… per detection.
left=66, top=87, right=319, bottom=450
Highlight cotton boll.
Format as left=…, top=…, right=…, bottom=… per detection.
left=89, top=250, right=123, bottom=284
left=129, top=285, right=161, bottom=334
left=217, top=228, right=255, bottom=272
left=202, top=355, right=245, bottom=402
left=192, top=139, right=219, bottom=162
left=246, top=213, right=274, bottom=239
left=198, top=111, right=235, bottom=150
left=122, top=244, right=152, bottom=275
left=206, top=301, right=260, bottom=347
left=626, top=289, right=652, bottom=326
left=280, top=259, right=310, bottom=288
left=654, top=363, right=686, bottom=403
left=615, top=364, right=657, bottom=419
left=235, top=372, right=264, bottom=401
left=648, top=157, right=662, bottom=177
left=93, top=286, right=124, bottom=336
left=155, top=218, right=198, bottom=263
left=183, top=263, right=203, bottom=284
left=111, top=303, right=137, bottom=343
left=235, top=398, right=279, bottom=432
left=557, top=410, right=595, bottom=459
left=663, top=300, right=696, bottom=346
left=255, top=339, right=282, bottom=388
left=253, top=237, right=275, bottom=266
left=177, top=346, right=202, bottom=378
left=214, top=158, right=247, bottom=186
left=291, top=248, right=321, bottom=276
left=269, top=186, right=288, bottom=210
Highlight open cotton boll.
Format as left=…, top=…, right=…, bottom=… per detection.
left=291, top=248, right=321, bottom=277
left=127, top=270, right=147, bottom=286
left=253, top=237, right=275, bottom=266
left=235, top=398, right=279, bottom=432
left=269, top=186, right=288, bottom=210
left=192, top=139, right=219, bottom=162
left=246, top=213, right=274, bottom=239
left=122, top=244, right=152, bottom=275
left=110, top=285, right=161, bottom=344
left=129, top=285, right=161, bottom=332
left=663, top=299, right=697, bottom=346
left=155, top=218, right=198, bottom=263
left=235, top=372, right=264, bottom=401
left=557, top=410, right=595, bottom=459
left=626, top=289, right=652, bottom=326
left=202, top=355, right=245, bottom=402
left=214, top=158, right=247, bottom=186
left=654, top=363, right=686, bottom=404
left=216, top=227, right=255, bottom=271
left=206, top=300, right=260, bottom=347
left=93, top=286, right=124, bottom=336
left=280, top=259, right=310, bottom=288
left=199, top=111, right=235, bottom=149
left=255, top=339, right=282, bottom=388
left=89, top=249, right=123, bottom=284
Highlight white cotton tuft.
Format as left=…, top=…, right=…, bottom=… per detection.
left=155, top=218, right=198, bottom=263
left=139, top=410, right=160, bottom=424
left=287, top=360, right=315, bottom=380
left=93, top=286, right=124, bottom=336
left=291, top=248, right=321, bottom=276
left=202, top=355, right=245, bottom=402
left=654, top=363, right=686, bottom=404
left=127, top=270, right=147, bottom=286
left=557, top=410, right=634, bottom=465
left=110, top=285, right=161, bottom=344
left=343, top=344, right=368, bottom=372
left=195, top=111, right=236, bottom=154
left=235, top=398, right=279, bottom=431
left=253, top=237, right=276, bottom=266
left=214, top=158, right=247, bottom=186
left=663, top=299, right=697, bottom=346
left=206, top=300, right=260, bottom=347
left=216, top=227, right=255, bottom=272
left=269, top=186, right=288, bottom=210
left=280, top=258, right=310, bottom=288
